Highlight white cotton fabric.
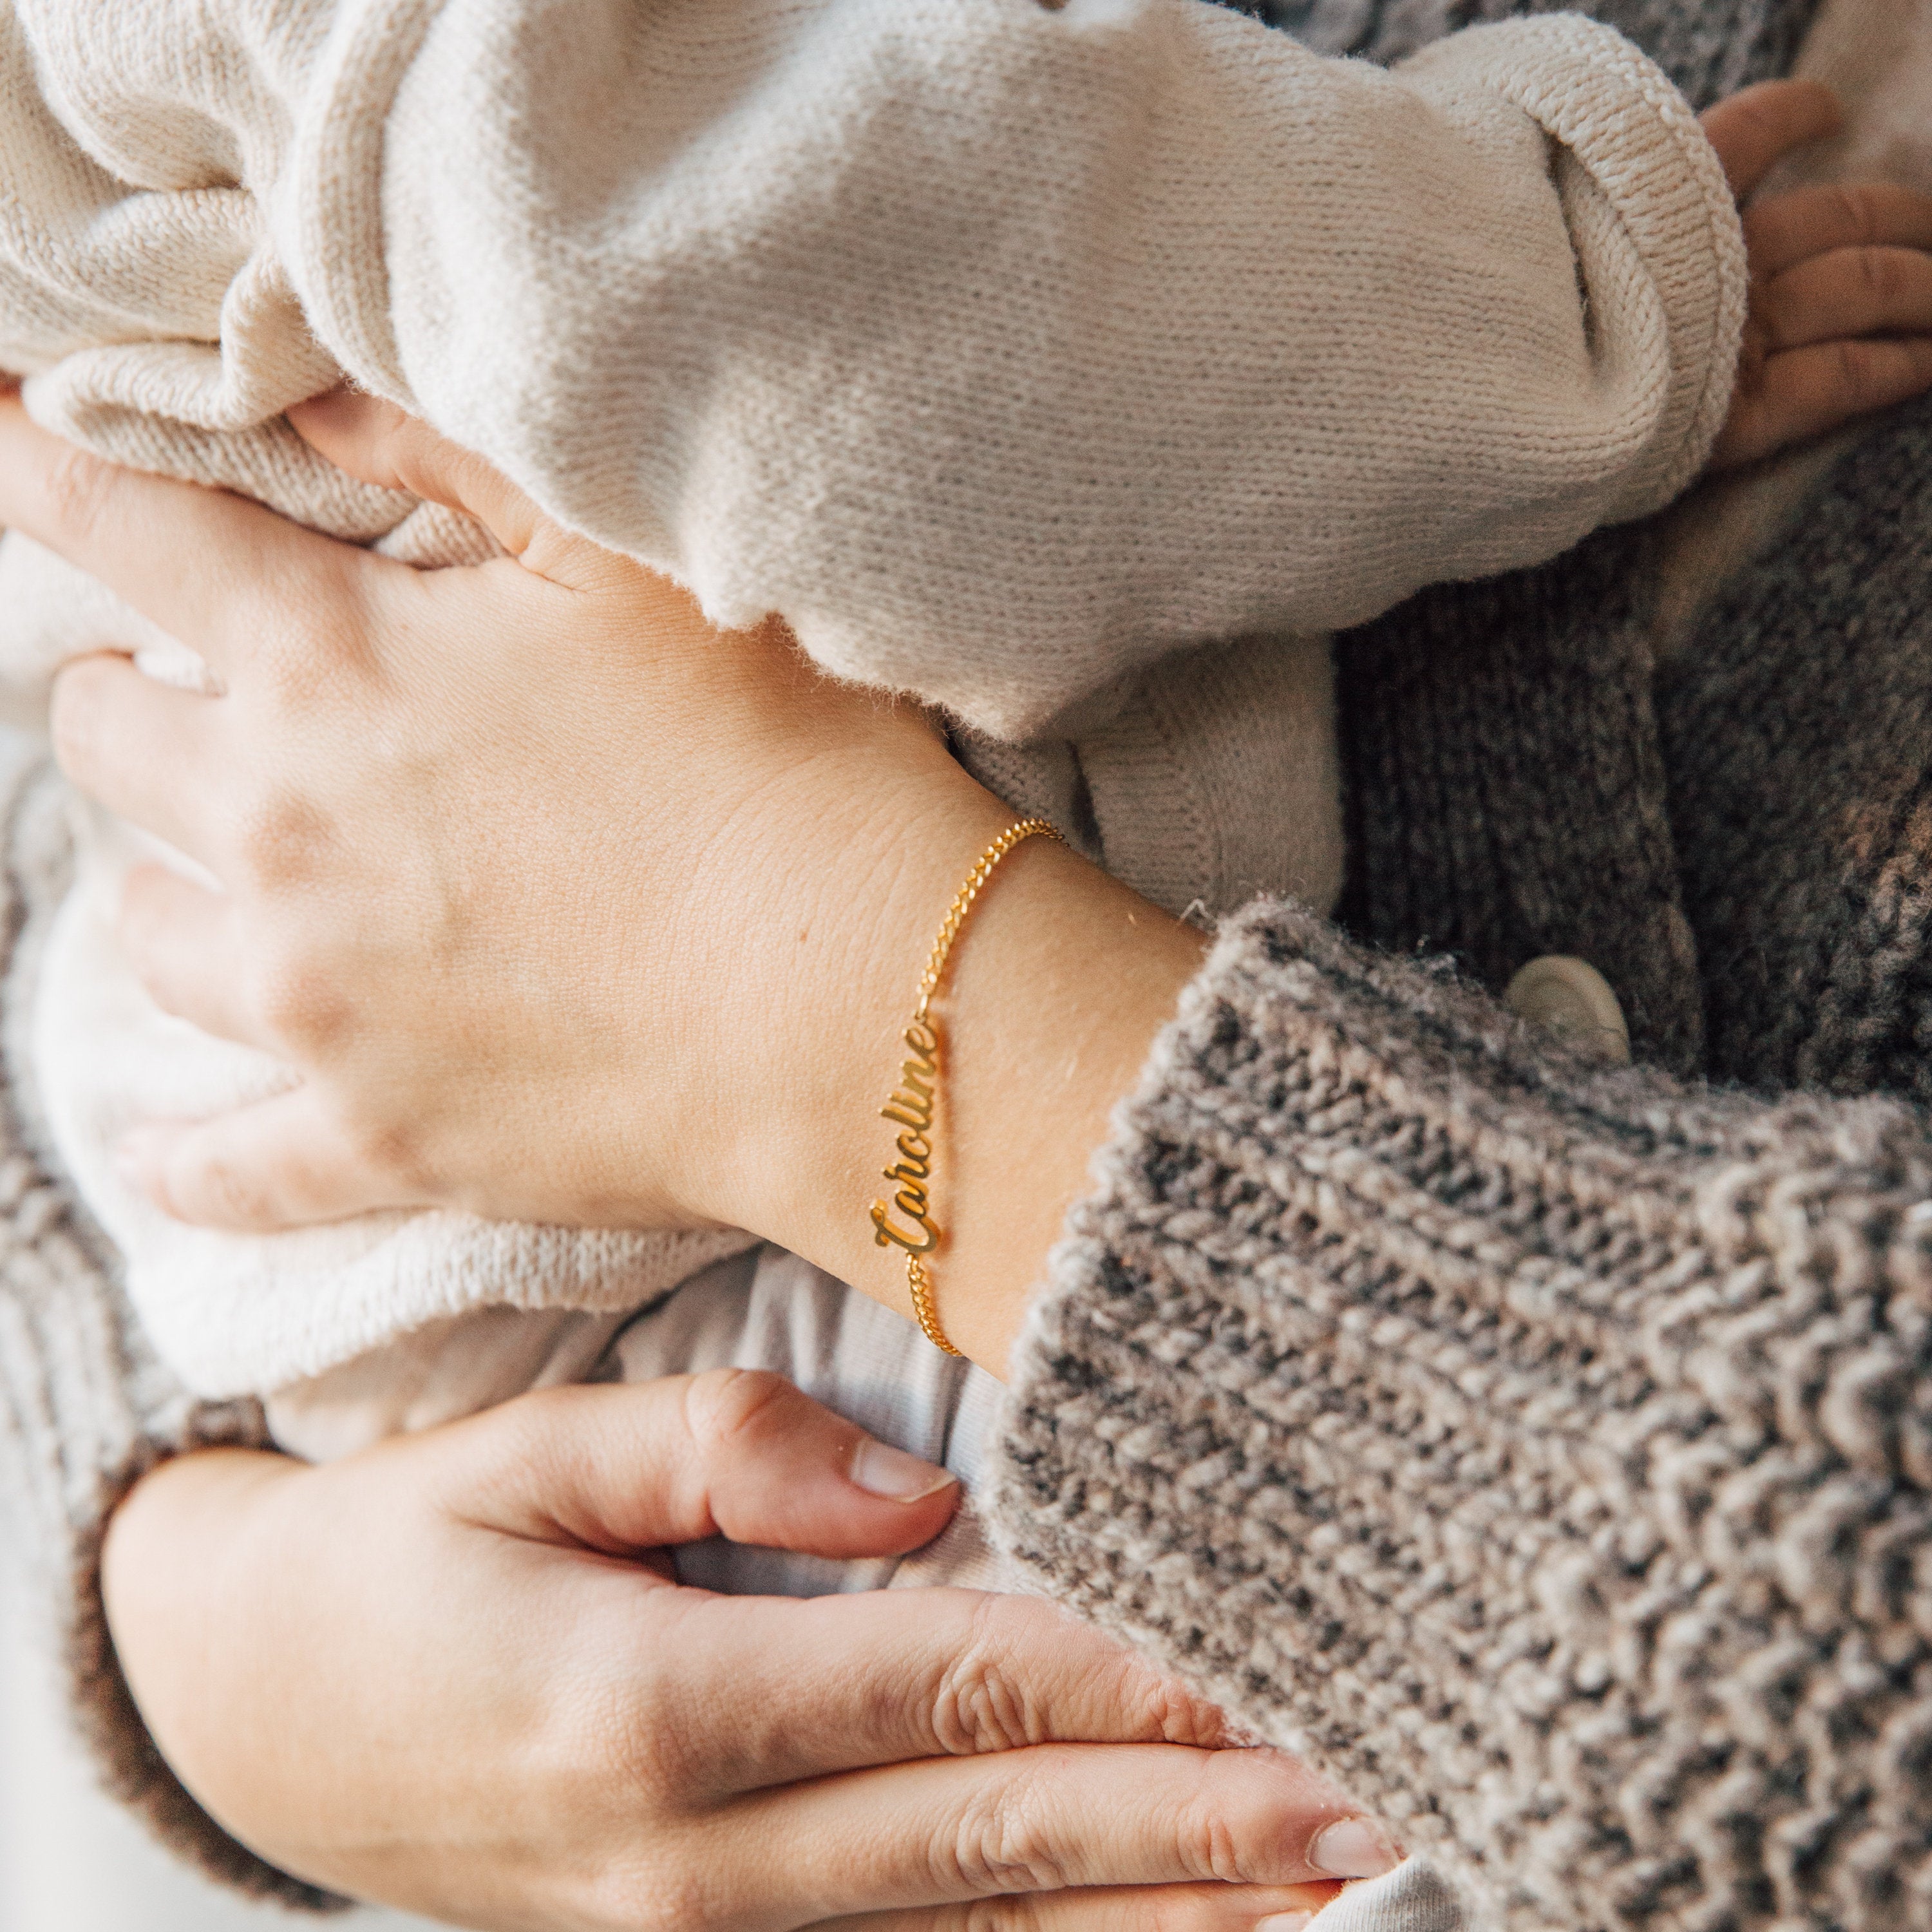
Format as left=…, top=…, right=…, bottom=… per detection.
left=0, top=0, right=1745, bottom=1403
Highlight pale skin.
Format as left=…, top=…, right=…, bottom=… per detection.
left=0, top=75, right=1926, bottom=1930
left=52, top=422, right=1323, bottom=1927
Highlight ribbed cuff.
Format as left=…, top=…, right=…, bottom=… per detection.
left=1405, top=12, right=1748, bottom=518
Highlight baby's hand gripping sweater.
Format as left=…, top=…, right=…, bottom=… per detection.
left=2, top=0, right=1746, bottom=737
left=990, top=900, right=1932, bottom=1932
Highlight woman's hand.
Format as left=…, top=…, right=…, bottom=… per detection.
left=1, top=393, right=1204, bottom=1372
left=1703, top=80, right=1932, bottom=468
left=106, top=1370, right=1382, bottom=1929
left=0, top=388, right=986, bottom=1242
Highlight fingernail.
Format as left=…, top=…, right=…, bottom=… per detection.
left=1253, top=1915, right=1313, bottom=1932
left=850, top=1438, right=957, bottom=1501
left=1309, top=1817, right=1400, bottom=1880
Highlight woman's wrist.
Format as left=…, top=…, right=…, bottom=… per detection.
left=907, top=836, right=1206, bottom=1372
left=102, top=1450, right=307, bottom=1831
left=5, top=390, right=1207, bottom=1313
left=705, top=773, right=1206, bottom=1375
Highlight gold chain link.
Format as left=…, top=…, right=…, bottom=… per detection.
left=914, top=818, right=1063, bottom=1024
left=905, top=1257, right=959, bottom=1358
left=870, top=818, right=1065, bottom=1355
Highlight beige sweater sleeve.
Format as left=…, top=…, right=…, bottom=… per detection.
left=9, top=0, right=1742, bottom=738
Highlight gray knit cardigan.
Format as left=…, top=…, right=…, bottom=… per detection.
left=15, top=0, right=1932, bottom=1926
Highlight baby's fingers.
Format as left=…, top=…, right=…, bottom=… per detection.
left=119, top=1087, right=425, bottom=1232
left=1700, top=79, right=1841, bottom=198
left=1745, top=182, right=1932, bottom=280
left=1712, top=335, right=1932, bottom=469
left=1759, top=245, right=1932, bottom=352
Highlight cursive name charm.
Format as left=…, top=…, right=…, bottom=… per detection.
left=871, top=1019, right=942, bottom=1257
left=864, top=818, right=1065, bottom=1358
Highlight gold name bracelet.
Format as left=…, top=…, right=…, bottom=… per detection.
left=869, top=817, right=1065, bottom=1355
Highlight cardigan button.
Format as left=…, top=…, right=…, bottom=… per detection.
left=1504, top=955, right=1631, bottom=1065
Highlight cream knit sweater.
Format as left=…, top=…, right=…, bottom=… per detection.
left=0, top=0, right=1747, bottom=1403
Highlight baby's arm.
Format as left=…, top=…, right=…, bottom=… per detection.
left=0, top=4, right=1718, bottom=727
left=285, top=3, right=1754, bottom=735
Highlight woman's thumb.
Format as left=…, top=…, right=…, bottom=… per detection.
left=431, top=1370, right=961, bottom=1562
left=288, top=386, right=549, bottom=558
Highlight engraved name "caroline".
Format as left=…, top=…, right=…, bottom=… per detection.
left=871, top=1019, right=941, bottom=1255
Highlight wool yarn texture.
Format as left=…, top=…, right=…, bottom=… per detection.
left=990, top=896, right=1932, bottom=1931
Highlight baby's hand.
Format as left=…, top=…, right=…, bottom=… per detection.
left=1704, top=80, right=1932, bottom=469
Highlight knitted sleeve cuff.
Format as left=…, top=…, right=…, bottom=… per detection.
left=1402, top=14, right=1748, bottom=520
left=3, top=1278, right=333, bottom=1910
left=988, top=900, right=1932, bottom=1932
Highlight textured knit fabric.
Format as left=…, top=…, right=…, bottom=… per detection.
left=1336, top=524, right=1708, bottom=1072
left=1255, top=0, right=1818, bottom=99
left=989, top=898, right=1932, bottom=1932
left=1660, top=392, right=1932, bottom=1103
left=0, top=0, right=1901, bottom=1909
left=1329, top=0, right=1820, bottom=1072
left=1647, top=0, right=1932, bottom=1099
left=1331, top=0, right=1932, bottom=1105
left=0, top=0, right=1748, bottom=1406
left=1336, top=0, right=1932, bottom=1112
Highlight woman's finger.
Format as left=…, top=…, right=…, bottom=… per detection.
left=1760, top=245, right=1932, bottom=351
left=815, top=1879, right=1343, bottom=1932
left=49, top=655, right=223, bottom=858
left=120, top=1084, right=415, bottom=1231
left=442, top=1386, right=1247, bottom=1790
left=118, top=867, right=269, bottom=1048
left=659, top=1587, right=1238, bottom=1795
left=1700, top=79, right=1841, bottom=199
left=0, top=395, right=371, bottom=674
left=1716, top=334, right=1932, bottom=467
left=290, top=389, right=556, bottom=568
left=1743, top=182, right=1932, bottom=280
left=726, top=1739, right=1396, bottom=1919
left=428, top=1372, right=958, bottom=1561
